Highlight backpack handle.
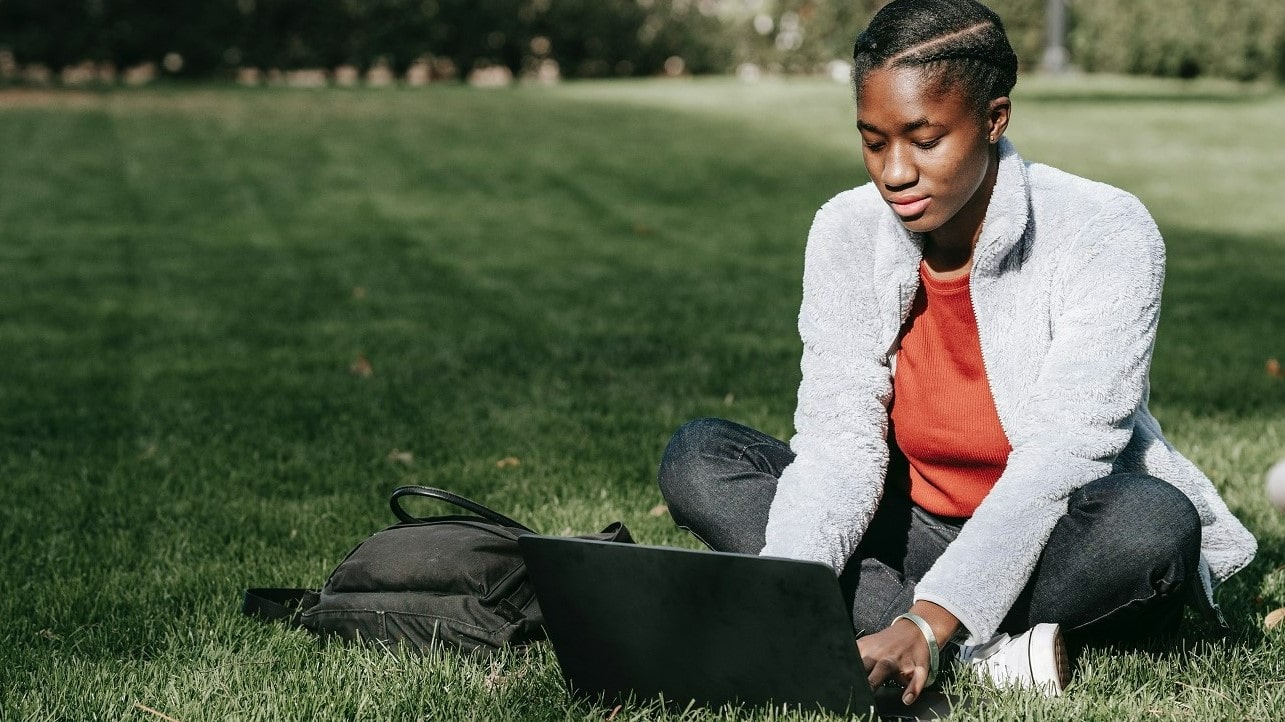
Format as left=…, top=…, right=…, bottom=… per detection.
left=390, top=485, right=535, bottom=533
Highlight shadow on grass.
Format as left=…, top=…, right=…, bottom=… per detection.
left=1150, top=227, right=1285, bottom=420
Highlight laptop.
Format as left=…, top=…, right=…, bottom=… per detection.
left=518, top=535, right=879, bottom=716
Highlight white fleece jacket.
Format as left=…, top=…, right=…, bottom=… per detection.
left=761, top=138, right=1257, bottom=643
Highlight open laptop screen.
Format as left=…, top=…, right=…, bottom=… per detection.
left=519, top=535, right=876, bottom=716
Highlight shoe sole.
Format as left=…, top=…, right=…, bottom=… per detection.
left=1053, top=627, right=1071, bottom=691
left=1026, top=623, right=1071, bottom=695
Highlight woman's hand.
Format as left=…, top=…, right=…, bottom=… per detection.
left=856, top=601, right=960, bottom=705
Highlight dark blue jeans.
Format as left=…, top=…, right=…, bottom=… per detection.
left=657, top=418, right=1202, bottom=644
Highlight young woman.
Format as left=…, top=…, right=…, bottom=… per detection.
left=657, top=0, right=1256, bottom=705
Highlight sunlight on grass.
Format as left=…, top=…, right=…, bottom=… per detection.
left=554, top=74, right=1285, bottom=237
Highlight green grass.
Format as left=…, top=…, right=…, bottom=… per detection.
left=1, top=75, right=1283, bottom=721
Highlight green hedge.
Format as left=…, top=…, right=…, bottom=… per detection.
left=0, top=0, right=731, bottom=79
left=0, top=0, right=1281, bottom=83
left=1069, top=0, right=1285, bottom=82
left=725, top=0, right=1285, bottom=83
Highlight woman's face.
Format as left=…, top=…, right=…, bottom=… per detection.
left=857, top=66, right=1007, bottom=244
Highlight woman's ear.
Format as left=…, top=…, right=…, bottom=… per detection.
left=986, top=96, right=1011, bottom=144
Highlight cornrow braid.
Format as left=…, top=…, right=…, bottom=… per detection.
left=852, top=0, right=1018, bottom=117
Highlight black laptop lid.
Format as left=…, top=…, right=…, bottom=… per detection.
left=518, top=535, right=875, bottom=716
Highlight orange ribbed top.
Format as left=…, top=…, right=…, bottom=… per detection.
left=889, top=262, right=1011, bottom=517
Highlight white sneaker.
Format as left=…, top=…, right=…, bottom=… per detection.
left=955, top=623, right=1071, bottom=696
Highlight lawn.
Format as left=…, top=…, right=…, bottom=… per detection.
left=1, top=75, right=1282, bottom=721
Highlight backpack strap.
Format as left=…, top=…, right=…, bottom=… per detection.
left=242, top=588, right=318, bottom=627
left=390, top=485, right=535, bottom=533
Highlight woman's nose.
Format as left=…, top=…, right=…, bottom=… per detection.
left=881, top=144, right=917, bottom=189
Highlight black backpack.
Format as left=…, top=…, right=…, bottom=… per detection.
left=242, top=486, right=633, bottom=653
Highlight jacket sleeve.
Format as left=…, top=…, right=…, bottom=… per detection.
left=760, top=198, right=894, bottom=571
left=913, top=193, right=1166, bottom=642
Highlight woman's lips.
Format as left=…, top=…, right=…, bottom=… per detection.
left=889, top=196, right=930, bottom=218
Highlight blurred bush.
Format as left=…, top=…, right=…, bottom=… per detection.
left=0, top=0, right=731, bottom=80
left=1069, top=0, right=1285, bottom=82
left=719, top=0, right=873, bottom=74
left=0, top=0, right=1281, bottom=83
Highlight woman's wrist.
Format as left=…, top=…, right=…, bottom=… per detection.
left=892, top=612, right=940, bottom=687
left=908, top=600, right=962, bottom=647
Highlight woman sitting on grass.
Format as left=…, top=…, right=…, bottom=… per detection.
left=657, top=0, right=1256, bottom=704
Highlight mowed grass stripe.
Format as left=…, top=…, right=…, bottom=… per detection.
left=0, top=80, right=1282, bottom=721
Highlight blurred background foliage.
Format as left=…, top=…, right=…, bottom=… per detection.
left=1069, top=0, right=1285, bottom=82
left=0, top=0, right=1282, bottom=82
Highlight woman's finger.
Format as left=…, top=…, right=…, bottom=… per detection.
left=901, top=663, right=929, bottom=706
left=865, top=656, right=900, bottom=689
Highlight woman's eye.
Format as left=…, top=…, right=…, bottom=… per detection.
left=863, top=141, right=885, bottom=151
left=913, top=139, right=941, bottom=150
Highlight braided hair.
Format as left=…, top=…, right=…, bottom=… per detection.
left=852, top=0, right=1018, bottom=117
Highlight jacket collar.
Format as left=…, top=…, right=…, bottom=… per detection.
left=974, top=138, right=1031, bottom=272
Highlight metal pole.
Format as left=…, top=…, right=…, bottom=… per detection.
left=1040, top=0, right=1069, bottom=74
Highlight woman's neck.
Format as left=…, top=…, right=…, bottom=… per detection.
left=923, top=146, right=1000, bottom=279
